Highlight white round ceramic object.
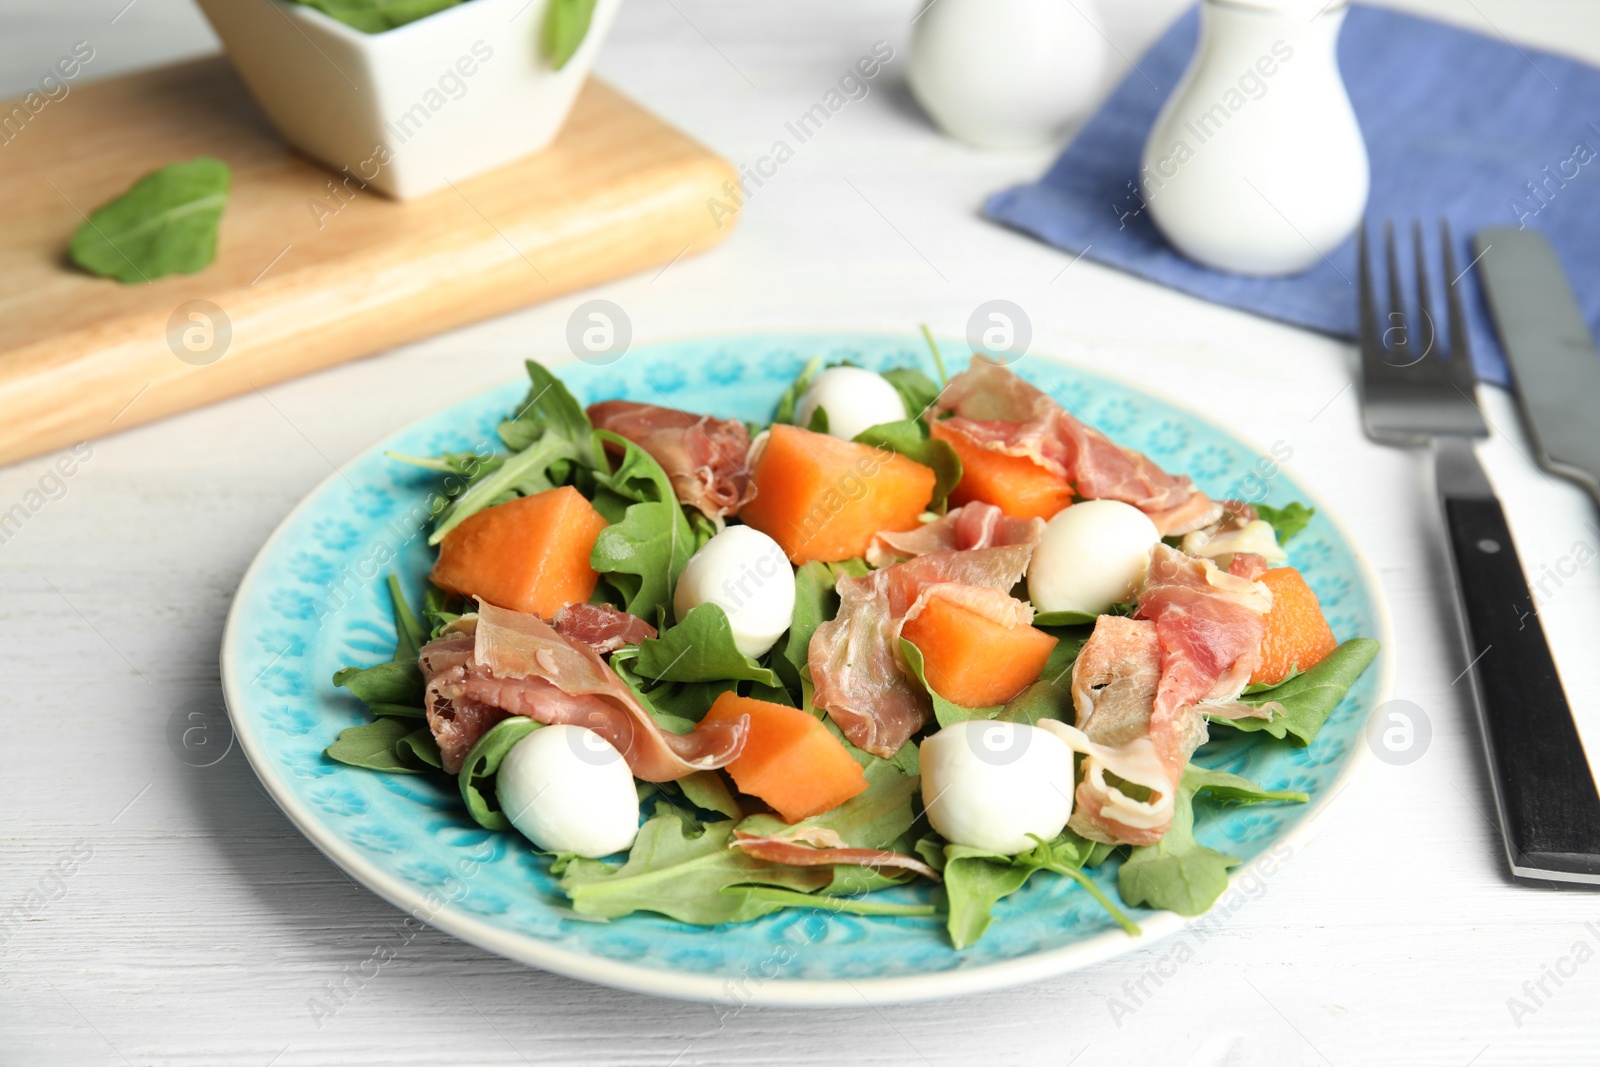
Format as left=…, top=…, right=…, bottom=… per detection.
left=1141, top=0, right=1368, bottom=274
left=909, top=0, right=1110, bottom=149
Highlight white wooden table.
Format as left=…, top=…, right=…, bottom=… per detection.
left=5, top=1, right=1600, bottom=1063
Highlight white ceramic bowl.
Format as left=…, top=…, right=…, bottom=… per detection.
left=196, top=0, right=623, bottom=199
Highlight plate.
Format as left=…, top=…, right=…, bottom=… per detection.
left=221, top=332, right=1393, bottom=1005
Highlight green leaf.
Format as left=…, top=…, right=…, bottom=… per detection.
left=69, top=157, right=229, bottom=284
left=395, top=727, right=444, bottom=771
left=331, top=574, right=427, bottom=711
left=943, top=846, right=1039, bottom=949
left=634, top=603, right=781, bottom=687
left=542, top=0, right=598, bottom=69
left=1184, top=765, right=1308, bottom=806
left=853, top=419, right=962, bottom=511
left=325, top=718, right=419, bottom=773
left=675, top=770, right=742, bottom=820
left=1209, top=638, right=1380, bottom=745
left=1030, top=610, right=1100, bottom=627
left=880, top=367, right=942, bottom=419
left=719, top=885, right=936, bottom=917
left=459, top=718, right=542, bottom=831
left=429, top=361, right=602, bottom=544
left=587, top=432, right=696, bottom=621
left=284, top=0, right=462, bottom=32
left=1117, top=778, right=1238, bottom=917
left=557, top=807, right=832, bottom=924
left=899, top=637, right=999, bottom=728
left=773, top=356, right=823, bottom=424
left=1255, top=501, right=1315, bottom=544
left=940, top=830, right=1136, bottom=949
left=609, top=648, right=726, bottom=731
left=996, top=626, right=1091, bottom=726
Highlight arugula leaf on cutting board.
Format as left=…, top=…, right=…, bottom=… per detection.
left=68, top=157, right=230, bottom=284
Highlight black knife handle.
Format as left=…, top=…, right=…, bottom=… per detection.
left=1441, top=490, right=1600, bottom=884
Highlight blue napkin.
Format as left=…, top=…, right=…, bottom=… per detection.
left=986, top=4, right=1600, bottom=387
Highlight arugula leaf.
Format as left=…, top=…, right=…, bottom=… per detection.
left=667, top=770, right=742, bottom=820
left=720, top=885, right=936, bottom=918
left=325, top=718, right=419, bottom=773
left=332, top=574, right=425, bottom=712
left=557, top=806, right=832, bottom=924
left=429, top=362, right=602, bottom=543
left=1255, top=501, right=1315, bottom=544
left=634, top=604, right=781, bottom=687
left=459, top=718, right=542, bottom=831
left=942, top=844, right=1038, bottom=948
left=940, top=831, right=1136, bottom=949
left=900, top=637, right=999, bottom=728
left=996, top=626, right=1091, bottom=726
left=854, top=420, right=962, bottom=511
left=396, top=726, right=443, bottom=771
left=773, top=356, right=823, bottom=424
left=1117, top=775, right=1237, bottom=917
left=880, top=367, right=942, bottom=419
left=1209, top=638, right=1380, bottom=745
left=285, top=0, right=462, bottom=32
left=588, top=431, right=696, bottom=621
left=422, top=585, right=462, bottom=640
left=69, top=157, right=229, bottom=284
left=1184, top=765, right=1309, bottom=806
left=1030, top=610, right=1099, bottom=627
left=772, top=561, right=836, bottom=700
left=542, top=0, right=598, bottom=67
left=609, top=648, right=725, bottom=731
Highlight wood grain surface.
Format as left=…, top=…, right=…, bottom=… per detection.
left=0, top=56, right=734, bottom=467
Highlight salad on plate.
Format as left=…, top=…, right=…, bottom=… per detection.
left=324, top=339, right=1379, bottom=949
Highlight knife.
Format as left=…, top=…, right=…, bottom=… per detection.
left=1471, top=227, right=1600, bottom=888
left=1475, top=228, right=1600, bottom=508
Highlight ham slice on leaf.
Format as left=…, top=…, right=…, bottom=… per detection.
left=931, top=358, right=1221, bottom=535
left=865, top=501, right=1045, bottom=567
left=808, top=545, right=1034, bottom=758
left=419, top=602, right=747, bottom=780
left=1044, top=545, right=1273, bottom=845
left=553, top=602, right=657, bottom=655
left=588, top=399, right=756, bottom=520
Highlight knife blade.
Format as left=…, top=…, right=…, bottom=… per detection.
left=1474, top=228, right=1600, bottom=507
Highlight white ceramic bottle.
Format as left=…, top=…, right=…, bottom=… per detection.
left=1140, top=0, right=1367, bottom=275
left=909, top=0, right=1109, bottom=150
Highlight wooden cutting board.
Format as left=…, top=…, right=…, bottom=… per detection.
left=0, top=57, right=737, bottom=467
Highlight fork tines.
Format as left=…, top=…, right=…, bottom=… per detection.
left=1358, top=220, right=1486, bottom=444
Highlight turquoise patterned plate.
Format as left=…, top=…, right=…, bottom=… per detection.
left=221, top=332, right=1393, bottom=1005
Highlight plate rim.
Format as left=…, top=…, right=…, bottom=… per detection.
left=220, top=332, right=1396, bottom=1006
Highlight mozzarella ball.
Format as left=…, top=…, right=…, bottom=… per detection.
left=795, top=366, right=908, bottom=441
left=1028, top=500, right=1162, bottom=615
left=496, top=726, right=639, bottom=858
left=673, top=525, right=796, bottom=658
left=919, top=720, right=1075, bottom=855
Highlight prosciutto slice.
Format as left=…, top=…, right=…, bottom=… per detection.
left=865, top=502, right=1045, bottom=567
left=1045, top=546, right=1273, bottom=845
left=809, top=546, right=1034, bottom=758
left=930, top=358, right=1221, bottom=535
left=731, top=830, right=941, bottom=882
left=588, top=399, right=756, bottom=520
left=553, top=602, right=657, bottom=655
left=419, top=602, right=748, bottom=780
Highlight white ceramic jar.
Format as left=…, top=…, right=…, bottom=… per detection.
left=1140, top=0, right=1367, bottom=275
left=196, top=0, right=623, bottom=199
left=909, top=0, right=1109, bottom=149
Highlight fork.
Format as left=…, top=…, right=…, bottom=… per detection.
left=1359, top=221, right=1600, bottom=887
